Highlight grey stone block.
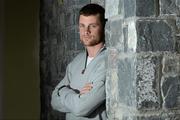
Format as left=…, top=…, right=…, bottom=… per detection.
left=123, top=25, right=128, bottom=52
left=124, top=0, right=135, bottom=18
left=106, top=67, right=120, bottom=119
left=136, top=0, right=158, bottom=17
left=105, top=18, right=124, bottom=51
left=106, top=48, right=126, bottom=119
left=76, top=0, right=90, bottom=5
left=65, top=10, right=76, bottom=27
left=176, top=37, right=180, bottom=53
left=137, top=114, right=180, bottom=120
left=122, top=113, right=180, bottom=120
left=124, top=0, right=157, bottom=18
left=162, top=54, right=180, bottom=75
left=176, top=17, right=180, bottom=31
left=105, top=20, right=110, bottom=47
left=105, top=0, right=122, bottom=18
left=63, top=0, right=75, bottom=6
left=123, top=115, right=163, bottom=120
left=136, top=19, right=176, bottom=52
left=161, top=76, right=180, bottom=109
left=66, top=26, right=83, bottom=50
left=177, top=0, right=180, bottom=6
left=125, top=20, right=137, bottom=52
left=66, top=28, right=78, bottom=50
left=136, top=54, right=162, bottom=110
left=160, top=0, right=180, bottom=16
left=91, top=0, right=105, bottom=7
left=106, top=48, right=119, bottom=69
left=111, top=19, right=123, bottom=47
left=58, top=13, right=65, bottom=30
left=117, top=55, right=137, bottom=107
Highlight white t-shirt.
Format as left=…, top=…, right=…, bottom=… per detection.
left=86, top=56, right=94, bottom=66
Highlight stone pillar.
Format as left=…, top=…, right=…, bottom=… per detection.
left=105, top=0, right=180, bottom=119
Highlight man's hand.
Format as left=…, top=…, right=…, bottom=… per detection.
left=80, top=83, right=93, bottom=95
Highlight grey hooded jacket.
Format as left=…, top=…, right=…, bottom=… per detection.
left=51, top=48, right=107, bottom=120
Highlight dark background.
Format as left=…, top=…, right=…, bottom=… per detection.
left=0, top=0, right=40, bottom=119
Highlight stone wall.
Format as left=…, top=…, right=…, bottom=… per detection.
left=40, top=0, right=104, bottom=119
left=105, top=0, right=180, bottom=119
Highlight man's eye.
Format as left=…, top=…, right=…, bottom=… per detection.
left=79, top=25, right=84, bottom=28
left=89, top=25, right=97, bottom=28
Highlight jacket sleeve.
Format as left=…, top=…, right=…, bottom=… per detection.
left=51, top=64, right=72, bottom=113
left=58, top=61, right=106, bottom=116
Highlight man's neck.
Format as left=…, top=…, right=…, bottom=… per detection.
left=86, top=42, right=104, bottom=57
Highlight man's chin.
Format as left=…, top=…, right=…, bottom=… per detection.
left=83, top=38, right=91, bottom=42
left=84, top=42, right=100, bottom=47
left=81, top=40, right=99, bottom=46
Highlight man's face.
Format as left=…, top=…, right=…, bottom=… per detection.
left=79, top=14, right=103, bottom=47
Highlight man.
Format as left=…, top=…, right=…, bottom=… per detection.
left=51, top=3, right=107, bottom=120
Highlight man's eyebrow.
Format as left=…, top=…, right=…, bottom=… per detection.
left=79, top=23, right=99, bottom=26
left=89, top=23, right=98, bottom=25
left=79, top=23, right=85, bottom=26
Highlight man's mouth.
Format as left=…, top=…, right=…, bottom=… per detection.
left=84, top=35, right=91, bottom=38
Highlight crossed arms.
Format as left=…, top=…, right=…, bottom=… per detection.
left=51, top=63, right=106, bottom=117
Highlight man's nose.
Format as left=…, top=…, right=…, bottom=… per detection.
left=84, top=27, right=90, bottom=34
